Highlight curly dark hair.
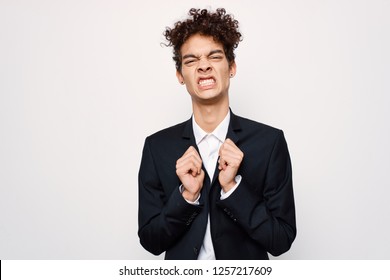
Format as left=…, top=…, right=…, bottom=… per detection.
left=164, top=8, right=242, bottom=72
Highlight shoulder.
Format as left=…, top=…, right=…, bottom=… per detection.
left=232, top=114, right=290, bottom=161
left=233, top=114, right=283, bottom=137
left=141, top=119, right=192, bottom=164
left=145, top=118, right=190, bottom=144
left=230, top=113, right=288, bottom=152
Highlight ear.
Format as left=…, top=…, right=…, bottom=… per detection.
left=229, top=61, right=237, bottom=77
left=176, top=70, right=184, bottom=84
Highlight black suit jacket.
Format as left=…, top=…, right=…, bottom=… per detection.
left=138, top=111, right=296, bottom=259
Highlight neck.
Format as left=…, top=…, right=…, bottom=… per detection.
left=192, top=100, right=229, bottom=133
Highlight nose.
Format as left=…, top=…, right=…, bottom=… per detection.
left=197, top=58, right=212, bottom=74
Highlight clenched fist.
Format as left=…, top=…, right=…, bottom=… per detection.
left=218, top=138, right=244, bottom=192
left=176, top=146, right=205, bottom=202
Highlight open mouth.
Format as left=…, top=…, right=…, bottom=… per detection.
left=198, top=77, right=216, bottom=87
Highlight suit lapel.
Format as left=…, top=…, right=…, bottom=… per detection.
left=181, top=111, right=243, bottom=191
left=181, top=117, right=212, bottom=192
left=181, top=116, right=197, bottom=147
left=226, top=110, right=241, bottom=144
left=209, top=110, right=242, bottom=187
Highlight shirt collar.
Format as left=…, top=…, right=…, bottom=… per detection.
left=192, top=111, right=230, bottom=145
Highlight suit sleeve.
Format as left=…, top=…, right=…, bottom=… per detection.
left=217, top=130, right=296, bottom=256
left=138, top=137, right=203, bottom=255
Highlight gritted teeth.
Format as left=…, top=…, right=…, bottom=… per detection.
left=198, top=78, right=215, bottom=86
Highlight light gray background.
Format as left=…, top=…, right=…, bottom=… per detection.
left=1, top=0, right=389, bottom=259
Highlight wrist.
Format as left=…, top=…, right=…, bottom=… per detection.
left=182, top=189, right=199, bottom=202
left=221, top=180, right=236, bottom=193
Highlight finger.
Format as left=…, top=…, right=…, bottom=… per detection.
left=177, top=157, right=202, bottom=175
left=177, top=154, right=202, bottom=170
left=219, top=157, right=241, bottom=170
left=177, top=148, right=202, bottom=169
left=219, top=141, right=244, bottom=161
left=219, top=148, right=244, bottom=170
left=177, top=161, right=200, bottom=177
left=184, top=146, right=201, bottom=158
left=223, top=138, right=238, bottom=149
left=178, top=147, right=202, bottom=164
left=224, top=138, right=234, bottom=145
left=177, top=150, right=203, bottom=174
left=220, top=140, right=240, bottom=154
left=219, top=147, right=241, bottom=162
left=218, top=157, right=228, bottom=171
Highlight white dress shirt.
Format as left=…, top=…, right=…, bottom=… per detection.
left=190, top=111, right=241, bottom=259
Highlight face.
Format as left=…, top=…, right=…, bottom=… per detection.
left=176, top=34, right=236, bottom=105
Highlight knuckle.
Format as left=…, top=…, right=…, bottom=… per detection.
left=189, top=156, right=196, bottom=164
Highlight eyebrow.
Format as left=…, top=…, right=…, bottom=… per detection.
left=182, top=49, right=224, bottom=60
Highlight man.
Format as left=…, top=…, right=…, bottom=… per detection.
left=138, top=8, right=296, bottom=260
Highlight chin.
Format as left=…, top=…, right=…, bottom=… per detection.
left=195, top=93, right=226, bottom=105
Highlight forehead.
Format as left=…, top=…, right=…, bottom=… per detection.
left=180, top=34, right=224, bottom=56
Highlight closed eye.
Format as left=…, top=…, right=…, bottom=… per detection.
left=184, top=59, right=197, bottom=65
